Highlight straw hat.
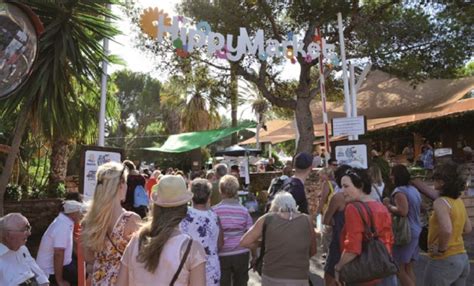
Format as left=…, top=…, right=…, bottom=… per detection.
left=151, top=175, right=193, bottom=207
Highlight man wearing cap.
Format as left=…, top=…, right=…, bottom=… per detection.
left=36, top=200, right=85, bottom=286
left=284, top=152, right=313, bottom=214
left=0, top=213, right=49, bottom=286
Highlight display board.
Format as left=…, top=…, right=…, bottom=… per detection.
left=331, top=140, right=369, bottom=169
left=79, top=146, right=123, bottom=201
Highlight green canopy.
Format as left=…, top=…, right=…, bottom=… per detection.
left=143, top=122, right=256, bottom=153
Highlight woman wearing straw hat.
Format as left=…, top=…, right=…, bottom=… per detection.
left=81, top=162, right=141, bottom=285
left=116, top=175, right=206, bottom=286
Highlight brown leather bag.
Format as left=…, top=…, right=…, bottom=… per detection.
left=340, top=202, right=399, bottom=283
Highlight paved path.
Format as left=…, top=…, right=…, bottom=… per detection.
left=249, top=232, right=474, bottom=285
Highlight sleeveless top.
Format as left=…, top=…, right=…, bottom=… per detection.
left=263, top=213, right=311, bottom=280
left=324, top=210, right=345, bottom=276
left=428, top=197, right=467, bottom=259
left=392, top=185, right=422, bottom=237
left=92, top=212, right=132, bottom=285
left=322, top=180, right=336, bottom=214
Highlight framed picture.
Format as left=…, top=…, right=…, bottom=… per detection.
left=331, top=140, right=369, bottom=169
left=79, top=145, right=123, bottom=201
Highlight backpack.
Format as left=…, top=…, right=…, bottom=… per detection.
left=133, top=185, right=149, bottom=208
left=265, top=178, right=294, bottom=213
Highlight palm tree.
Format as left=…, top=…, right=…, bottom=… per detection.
left=0, top=0, right=119, bottom=213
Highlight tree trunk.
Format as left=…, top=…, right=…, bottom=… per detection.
left=295, top=96, right=315, bottom=154
left=47, top=137, right=71, bottom=194
left=230, top=64, right=238, bottom=145
left=0, top=95, right=34, bottom=216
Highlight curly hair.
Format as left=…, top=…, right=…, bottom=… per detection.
left=433, top=162, right=465, bottom=199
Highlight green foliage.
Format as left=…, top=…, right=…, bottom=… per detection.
left=1, top=0, right=121, bottom=140
left=4, top=182, right=65, bottom=201
left=107, top=70, right=162, bottom=149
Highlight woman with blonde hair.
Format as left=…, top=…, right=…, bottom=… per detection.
left=116, top=175, right=206, bottom=286
left=81, top=161, right=141, bottom=285
left=240, top=192, right=317, bottom=285
left=368, top=164, right=385, bottom=202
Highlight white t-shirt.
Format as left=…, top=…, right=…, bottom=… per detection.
left=36, top=213, right=74, bottom=275
left=0, top=244, right=49, bottom=286
left=370, top=182, right=385, bottom=202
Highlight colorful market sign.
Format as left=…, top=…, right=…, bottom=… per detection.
left=139, top=7, right=337, bottom=63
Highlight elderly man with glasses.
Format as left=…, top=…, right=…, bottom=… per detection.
left=0, top=213, right=49, bottom=286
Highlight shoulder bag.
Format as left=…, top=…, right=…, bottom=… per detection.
left=392, top=189, right=411, bottom=246
left=254, top=214, right=274, bottom=275
left=393, top=215, right=411, bottom=246
left=340, top=202, right=399, bottom=284
left=170, top=237, right=193, bottom=286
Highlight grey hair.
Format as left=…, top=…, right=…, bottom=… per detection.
left=219, top=175, right=239, bottom=198
left=0, top=213, right=26, bottom=240
left=215, top=163, right=228, bottom=178
left=270, top=192, right=298, bottom=213
left=191, top=178, right=212, bottom=204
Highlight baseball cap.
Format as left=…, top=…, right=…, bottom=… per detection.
left=294, top=152, right=313, bottom=169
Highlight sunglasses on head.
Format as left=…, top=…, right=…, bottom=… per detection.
left=345, top=168, right=360, bottom=179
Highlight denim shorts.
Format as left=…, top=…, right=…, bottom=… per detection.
left=423, top=253, right=470, bottom=286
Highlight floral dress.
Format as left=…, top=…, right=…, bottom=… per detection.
left=180, top=207, right=221, bottom=286
left=92, top=212, right=132, bottom=285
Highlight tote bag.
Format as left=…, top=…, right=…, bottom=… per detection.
left=340, top=202, right=399, bottom=284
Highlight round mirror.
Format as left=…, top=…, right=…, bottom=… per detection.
left=0, top=2, right=41, bottom=99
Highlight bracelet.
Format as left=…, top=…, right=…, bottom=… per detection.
left=438, top=248, right=447, bottom=253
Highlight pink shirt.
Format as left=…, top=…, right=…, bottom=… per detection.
left=121, top=233, right=206, bottom=286
left=212, top=198, right=253, bottom=256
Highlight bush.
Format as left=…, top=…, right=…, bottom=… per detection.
left=4, top=183, right=67, bottom=201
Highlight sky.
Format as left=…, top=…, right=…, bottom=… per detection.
left=109, top=0, right=301, bottom=121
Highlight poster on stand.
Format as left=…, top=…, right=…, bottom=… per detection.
left=80, top=146, right=123, bottom=201
left=331, top=140, right=369, bottom=169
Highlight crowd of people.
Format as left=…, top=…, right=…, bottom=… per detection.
left=0, top=146, right=473, bottom=286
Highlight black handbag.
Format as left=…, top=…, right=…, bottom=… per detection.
left=340, top=202, right=399, bottom=283
left=419, top=225, right=429, bottom=252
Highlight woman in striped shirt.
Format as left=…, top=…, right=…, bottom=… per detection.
left=213, top=175, right=256, bottom=286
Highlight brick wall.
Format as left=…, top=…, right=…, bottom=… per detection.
left=4, top=199, right=62, bottom=255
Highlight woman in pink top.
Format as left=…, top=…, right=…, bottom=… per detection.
left=116, top=175, right=206, bottom=286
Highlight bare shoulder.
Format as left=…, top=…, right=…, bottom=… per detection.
left=124, top=212, right=142, bottom=232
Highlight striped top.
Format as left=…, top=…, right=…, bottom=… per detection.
left=213, top=198, right=253, bottom=256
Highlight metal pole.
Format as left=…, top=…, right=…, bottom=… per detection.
left=349, top=62, right=358, bottom=140
left=337, top=12, right=351, bottom=118
left=256, top=122, right=261, bottom=150
left=98, top=4, right=111, bottom=147
left=317, top=27, right=330, bottom=163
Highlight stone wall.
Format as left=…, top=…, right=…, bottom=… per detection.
left=247, top=169, right=322, bottom=217
left=4, top=199, right=62, bottom=255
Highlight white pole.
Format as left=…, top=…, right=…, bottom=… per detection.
left=349, top=63, right=358, bottom=140
left=317, top=27, right=330, bottom=165
left=98, top=4, right=111, bottom=147
left=269, top=143, right=272, bottom=158
left=337, top=12, right=351, bottom=118
left=256, top=122, right=261, bottom=150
